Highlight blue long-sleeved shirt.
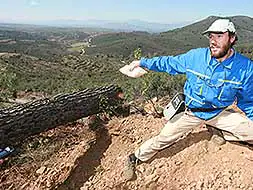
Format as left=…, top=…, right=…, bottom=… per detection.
left=140, top=48, right=253, bottom=120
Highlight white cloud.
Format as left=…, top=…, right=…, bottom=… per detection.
left=29, top=0, right=40, bottom=6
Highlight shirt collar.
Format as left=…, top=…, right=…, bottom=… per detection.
left=208, top=48, right=235, bottom=69
left=221, top=48, right=235, bottom=69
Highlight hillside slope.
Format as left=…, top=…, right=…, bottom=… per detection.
left=1, top=15, right=253, bottom=190
left=2, top=112, right=253, bottom=189
left=77, top=114, right=253, bottom=190
left=161, top=15, right=253, bottom=46
left=87, top=15, right=253, bottom=58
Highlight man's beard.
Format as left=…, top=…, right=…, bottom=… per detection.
left=210, top=42, right=231, bottom=59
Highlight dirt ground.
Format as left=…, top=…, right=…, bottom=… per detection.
left=80, top=114, right=253, bottom=190
left=1, top=112, right=253, bottom=190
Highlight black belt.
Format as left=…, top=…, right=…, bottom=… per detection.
left=187, top=107, right=226, bottom=112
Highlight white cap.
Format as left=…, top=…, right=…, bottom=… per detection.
left=202, top=19, right=236, bottom=35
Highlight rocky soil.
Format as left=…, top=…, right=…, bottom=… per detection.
left=1, top=113, right=253, bottom=189
left=79, top=114, right=253, bottom=190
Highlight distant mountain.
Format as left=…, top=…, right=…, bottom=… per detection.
left=80, top=19, right=189, bottom=33
left=161, top=15, right=253, bottom=45
left=86, top=15, right=253, bottom=58
left=1, top=15, right=252, bottom=58
left=3, top=19, right=189, bottom=33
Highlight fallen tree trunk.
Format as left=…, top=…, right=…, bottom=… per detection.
left=0, top=85, right=123, bottom=146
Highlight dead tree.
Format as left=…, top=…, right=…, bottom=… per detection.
left=0, top=85, right=123, bottom=146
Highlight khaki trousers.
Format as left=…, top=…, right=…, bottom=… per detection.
left=134, top=108, right=253, bottom=162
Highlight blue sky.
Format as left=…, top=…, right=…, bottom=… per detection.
left=0, top=0, right=252, bottom=24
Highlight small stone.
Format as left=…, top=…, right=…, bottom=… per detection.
left=139, top=165, right=146, bottom=173
left=36, top=166, right=46, bottom=174
left=111, top=131, right=120, bottom=136
left=144, top=174, right=159, bottom=187
left=239, top=184, right=245, bottom=189
left=146, top=167, right=155, bottom=175
left=175, top=160, right=182, bottom=166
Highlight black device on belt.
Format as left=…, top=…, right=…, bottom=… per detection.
left=187, top=106, right=226, bottom=112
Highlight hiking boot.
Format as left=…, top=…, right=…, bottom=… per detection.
left=123, top=154, right=140, bottom=181
left=207, top=126, right=226, bottom=146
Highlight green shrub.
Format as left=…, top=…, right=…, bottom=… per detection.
left=0, top=67, right=18, bottom=100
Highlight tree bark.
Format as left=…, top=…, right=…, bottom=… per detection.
left=0, top=85, right=123, bottom=146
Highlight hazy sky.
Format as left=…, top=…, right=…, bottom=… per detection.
left=0, top=0, right=252, bottom=24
